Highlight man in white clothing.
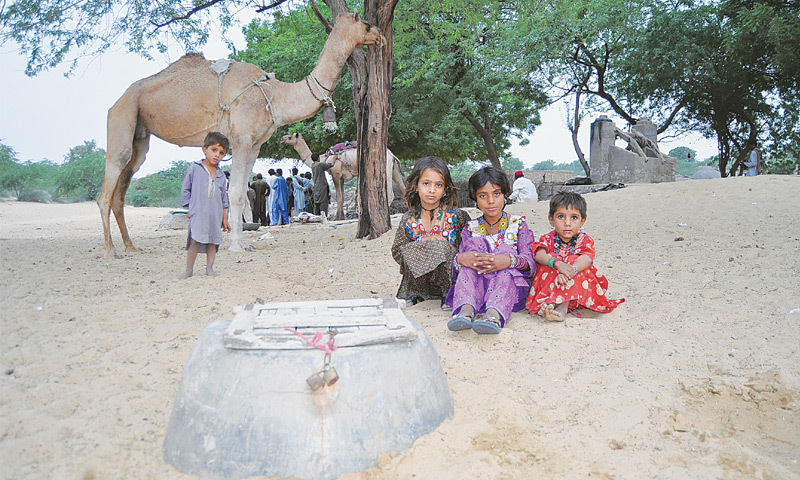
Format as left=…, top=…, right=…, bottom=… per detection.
left=508, top=171, right=538, bottom=203
left=265, top=169, right=277, bottom=225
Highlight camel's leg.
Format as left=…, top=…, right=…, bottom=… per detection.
left=99, top=91, right=141, bottom=258
left=98, top=153, right=126, bottom=259
left=228, top=139, right=259, bottom=252
left=333, top=174, right=346, bottom=221
left=111, top=131, right=150, bottom=253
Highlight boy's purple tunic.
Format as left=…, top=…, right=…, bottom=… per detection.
left=181, top=161, right=229, bottom=249
left=448, top=213, right=535, bottom=326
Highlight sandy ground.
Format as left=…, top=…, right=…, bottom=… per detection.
left=1, top=175, right=798, bottom=480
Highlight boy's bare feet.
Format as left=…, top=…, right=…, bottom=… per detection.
left=178, top=269, right=193, bottom=280
left=541, top=303, right=565, bottom=322
left=206, top=268, right=218, bottom=276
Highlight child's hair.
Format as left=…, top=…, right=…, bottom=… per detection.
left=311, top=153, right=320, bottom=162
left=276, top=168, right=283, bottom=176
left=467, top=166, right=511, bottom=202
left=403, top=156, right=457, bottom=214
left=549, top=191, right=587, bottom=218
left=268, top=168, right=276, bottom=175
left=203, top=131, right=230, bottom=150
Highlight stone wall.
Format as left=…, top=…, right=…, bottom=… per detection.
left=589, top=115, right=675, bottom=184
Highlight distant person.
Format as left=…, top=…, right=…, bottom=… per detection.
left=508, top=170, right=538, bottom=203
left=286, top=176, right=295, bottom=217
left=310, top=153, right=340, bottom=218
left=303, top=172, right=315, bottom=214
left=266, top=168, right=277, bottom=225
left=179, top=131, right=231, bottom=279
left=744, top=142, right=763, bottom=176
left=447, top=166, right=534, bottom=334
left=251, top=173, right=270, bottom=226
left=271, top=168, right=290, bottom=225
left=247, top=179, right=257, bottom=222
left=291, top=167, right=308, bottom=214
left=526, top=192, right=624, bottom=322
left=391, top=156, right=469, bottom=308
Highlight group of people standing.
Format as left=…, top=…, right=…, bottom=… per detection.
left=391, top=157, right=624, bottom=334
left=248, top=168, right=311, bottom=226
left=246, top=152, right=342, bottom=225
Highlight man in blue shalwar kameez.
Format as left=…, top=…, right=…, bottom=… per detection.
left=271, top=168, right=290, bottom=225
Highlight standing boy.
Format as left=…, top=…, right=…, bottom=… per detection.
left=179, top=132, right=231, bottom=279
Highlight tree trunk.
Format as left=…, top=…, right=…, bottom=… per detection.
left=355, top=0, right=395, bottom=239
left=463, top=108, right=501, bottom=169
left=569, top=88, right=590, bottom=176
left=323, top=0, right=395, bottom=239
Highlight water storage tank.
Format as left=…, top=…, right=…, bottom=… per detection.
left=163, top=298, right=453, bottom=479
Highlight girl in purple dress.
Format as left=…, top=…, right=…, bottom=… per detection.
left=448, top=166, right=536, bottom=334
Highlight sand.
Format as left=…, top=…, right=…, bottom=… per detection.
left=1, top=175, right=798, bottom=479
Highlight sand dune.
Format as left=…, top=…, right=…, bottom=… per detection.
left=1, top=175, right=798, bottom=479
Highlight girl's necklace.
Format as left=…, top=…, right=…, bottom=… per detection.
left=421, top=203, right=443, bottom=222
left=484, top=212, right=505, bottom=231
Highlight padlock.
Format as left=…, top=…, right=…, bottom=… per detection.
left=322, top=365, right=339, bottom=386
left=306, top=371, right=324, bottom=392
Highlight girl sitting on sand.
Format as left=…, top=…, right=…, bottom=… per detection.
left=391, top=157, right=470, bottom=308
left=447, top=166, right=535, bottom=334
left=526, top=191, right=624, bottom=321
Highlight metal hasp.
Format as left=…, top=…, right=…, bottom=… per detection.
left=163, top=298, right=454, bottom=480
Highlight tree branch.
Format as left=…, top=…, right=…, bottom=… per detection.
left=255, top=0, right=295, bottom=13
left=150, top=0, right=227, bottom=28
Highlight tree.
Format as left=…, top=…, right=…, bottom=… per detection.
left=128, top=160, right=191, bottom=207
left=611, top=0, right=799, bottom=176
left=55, top=140, right=106, bottom=200
left=392, top=0, right=546, bottom=168
left=0, top=142, right=58, bottom=202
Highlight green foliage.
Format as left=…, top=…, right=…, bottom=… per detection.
left=0, top=142, right=58, bottom=201
left=668, top=146, right=696, bottom=163
left=55, top=140, right=106, bottom=201
left=0, top=0, right=243, bottom=76
left=528, top=159, right=584, bottom=175
left=501, top=156, right=524, bottom=172
left=127, top=160, right=191, bottom=207
left=765, top=155, right=800, bottom=175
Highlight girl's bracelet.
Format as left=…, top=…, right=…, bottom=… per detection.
left=547, top=257, right=556, bottom=269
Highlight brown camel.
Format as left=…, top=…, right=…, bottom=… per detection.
left=280, top=132, right=405, bottom=220
left=98, top=12, right=383, bottom=258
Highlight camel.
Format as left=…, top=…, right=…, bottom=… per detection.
left=98, top=12, right=383, bottom=258
left=280, top=132, right=405, bottom=220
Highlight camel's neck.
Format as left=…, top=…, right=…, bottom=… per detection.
left=271, top=28, right=360, bottom=127
left=309, top=29, right=358, bottom=94
left=293, top=140, right=314, bottom=168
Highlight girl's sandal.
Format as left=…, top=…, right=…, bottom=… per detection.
left=447, top=314, right=473, bottom=331
left=471, top=316, right=502, bottom=335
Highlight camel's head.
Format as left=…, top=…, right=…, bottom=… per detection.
left=335, top=11, right=385, bottom=49
left=280, top=132, right=302, bottom=146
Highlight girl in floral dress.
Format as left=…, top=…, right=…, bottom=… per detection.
left=391, top=157, right=470, bottom=307
left=526, top=192, right=624, bottom=321
left=448, top=166, right=535, bottom=334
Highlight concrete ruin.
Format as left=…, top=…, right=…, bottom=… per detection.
left=589, top=116, right=675, bottom=184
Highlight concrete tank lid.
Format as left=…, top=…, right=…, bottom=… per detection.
left=224, top=297, right=418, bottom=351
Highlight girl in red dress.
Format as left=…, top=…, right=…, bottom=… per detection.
left=526, top=192, right=624, bottom=321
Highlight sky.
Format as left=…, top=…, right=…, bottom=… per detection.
left=0, top=20, right=718, bottom=180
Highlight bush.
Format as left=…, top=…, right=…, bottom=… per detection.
left=765, top=155, right=799, bottom=175
left=128, top=160, right=191, bottom=207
